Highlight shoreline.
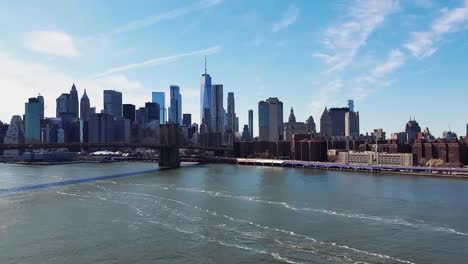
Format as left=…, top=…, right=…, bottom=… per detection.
left=1, top=157, right=467, bottom=179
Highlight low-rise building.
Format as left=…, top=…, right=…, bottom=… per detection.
left=338, top=151, right=414, bottom=167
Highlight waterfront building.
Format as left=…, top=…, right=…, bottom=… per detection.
left=405, top=118, right=422, bottom=144
left=69, top=84, right=79, bottom=118
left=183, top=114, right=192, bottom=126
left=211, top=84, right=224, bottom=133
left=88, top=113, right=115, bottom=143
left=123, top=104, right=136, bottom=123
left=226, top=92, right=237, bottom=133
left=168, top=85, right=182, bottom=124
left=24, top=97, right=42, bottom=143
left=283, top=107, right=308, bottom=142
left=200, top=56, right=212, bottom=129
left=338, top=151, right=414, bottom=167
left=248, top=109, right=254, bottom=139
left=258, top=97, right=283, bottom=142
left=103, top=90, right=122, bottom=117
left=3, top=115, right=24, bottom=157
left=80, top=89, right=91, bottom=121
left=152, top=92, right=166, bottom=124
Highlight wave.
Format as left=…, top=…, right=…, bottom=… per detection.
left=119, top=190, right=416, bottom=264
left=153, top=186, right=468, bottom=237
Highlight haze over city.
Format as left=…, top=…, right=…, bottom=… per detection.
left=1, top=0, right=467, bottom=136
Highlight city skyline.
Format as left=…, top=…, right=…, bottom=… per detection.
left=1, top=0, right=468, bottom=136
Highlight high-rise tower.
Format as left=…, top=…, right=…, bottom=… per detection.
left=169, top=85, right=182, bottom=124
left=200, top=56, right=212, bottom=131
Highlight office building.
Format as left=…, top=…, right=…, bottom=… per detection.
left=24, top=97, right=42, bottom=143
left=211, top=84, right=224, bottom=133
left=103, top=90, right=122, bottom=117
left=145, top=102, right=160, bottom=124
left=69, top=84, right=79, bottom=118
left=226, top=92, right=237, bottom=133
left=258, top=97, right=283, bottom=142
left=283, top=107, right=308, bottom=142
left=3, top=115, right=24, bottom=157
left=80, top=89, right=91, bottom=121
left=405, top=118, right=422, bottom=144
left=306, top=116, right=316, bottom=133
left=248, top=110, right=254, bottom=139
left=320, top=107, right=332, bottom=137
left=56, top=93, right=70, bottom=118
left=114, top=118, right=131, bottom=143
left=168, top=85, right=182, bottom=124
left=123, top=104, right=136, bottom=123
left=44, top=118, right=64, bottom=143
left=200, top=56, right=212, bottom=129
left=183, top=114, right=192, bottom=126
left=152, top=92, right=166, bottom=124
left=372, top=128, right=386, bottom=140
left=345, top=111, right=360, bottom=137
left=88, top=113, right=114, bottom=143
left=338, top=151, right=414, bottom=167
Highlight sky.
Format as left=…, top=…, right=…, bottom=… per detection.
left=0, top=0, right=467, bottom=137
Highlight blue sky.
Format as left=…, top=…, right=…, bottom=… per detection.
left=0, top=0, right=467, bottom=137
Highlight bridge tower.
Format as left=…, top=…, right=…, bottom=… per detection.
left=159, top=123, right=181, bottom=168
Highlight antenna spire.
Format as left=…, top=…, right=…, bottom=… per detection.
left=204, top=55, right=207, bottom=74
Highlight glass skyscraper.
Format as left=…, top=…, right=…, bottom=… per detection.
left=25, top=97, right=42, bottom=143
left=211, top=84, right=224, bottom=133
left=248, top=109, right=254, bottom=139
left=152, top=92, right=166, bottom=124
left=169, top=85, right=182, bottom=125
left=103, top=90, right=122, bottom=117
left=200, top=57, right=212, bottom=130
left=258, top=98, right=283, bottom=142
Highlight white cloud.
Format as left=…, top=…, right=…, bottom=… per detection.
left=313, top=0, right=399, bottom=73
left=92, top=46, right=221, bottom=78
left=353, top=49, right=405, bottom=99
left=23, top=31, right=79, bottom=58
left=309, top=79, right=343, bottom=119
left=272, top=5, right=299, bottom=32
left=0, top=51, right=146, bottom=122
left=405, top=0, right=468, bottom=58
left=112, top=0, right=223, bottom=35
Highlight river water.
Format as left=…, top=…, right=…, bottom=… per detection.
left=1, top=162, right=467, bottom=264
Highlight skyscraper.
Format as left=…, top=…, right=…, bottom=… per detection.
left=103, top=90, right=122, bottom=117
left=88, top=113, right=115, bottom=143
left=211, top=84, right=224, bottom=133
left=320, top=107, right=332, bottom=137
left=3, top=115, right=24, bottom=157
left=80, top=89, right=91, bottom=121
left=283, top=107, right=307, bottom=142
left=168, top=85, right=182, bottom=124
left=145, top=102, right=160, bottom=124
left=248, top=109, right=253, bottom=139
left=24, top=97, right=42, bottom=143
left=226, top=92, right=237, bottom=132
left=345, top=111, right=360, bottom=137
left=69, top=84, right=79, bottom=118
left=37, top=95, right=44, bottom=120
left=56, top=93, right=70, bottom=118
left=123, top=104, right=136, bottom=122
left=306, top=116, right=316, bottom=133
left=405, top=118, right=422, bottom=144
left=200, top=56, right=212, bottom=130
left=258, top=97, right=283, bottom=142
left=152, top=92, right=166, bottom=124
left=183, top=114, right=192, bottom=126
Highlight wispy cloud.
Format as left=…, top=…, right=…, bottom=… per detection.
left=353, top=49, right=405, bottom=99
left=272, top=5, right=299, bottom=32
left=92, top=46, right=221, bottom=78
left=112, top=0, right=223, bottom=35
left=313, top=0, right=399, bottom=73
left=405, top=0, right=468, bottom=58
left=309, top=79, right=343, bottom=118
left=23, top=31, right=79, bottom=58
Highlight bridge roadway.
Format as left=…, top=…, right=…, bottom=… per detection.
left=0, top=142, right=233, bottom=169
left=0, top=142, right=232, bottom=152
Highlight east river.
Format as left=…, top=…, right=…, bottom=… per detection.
left=1, top=162, right=467, bottom=263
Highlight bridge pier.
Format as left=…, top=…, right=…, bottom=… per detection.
left=159, top=124, right=181, bottom=169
